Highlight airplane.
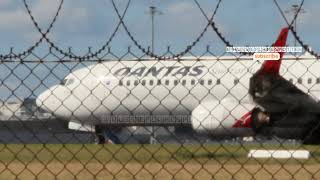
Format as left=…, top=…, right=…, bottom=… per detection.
left=36, top=27, right=320, bottom=144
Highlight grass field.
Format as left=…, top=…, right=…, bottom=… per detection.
left=0, top=144, right=320, bottom=179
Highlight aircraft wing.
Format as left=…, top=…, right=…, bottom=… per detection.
left=247, top=27, right=320, bottom=144
left=234, top=27, right=290, bottom=129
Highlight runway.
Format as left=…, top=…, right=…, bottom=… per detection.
left=0, top=116, right=300, bottom=145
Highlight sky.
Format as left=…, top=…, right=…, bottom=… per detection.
left=0, top=0, right=319, bottom=100
left=0, top=0, right=319, bottom=55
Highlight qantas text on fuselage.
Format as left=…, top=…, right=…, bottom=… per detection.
left=112, top=65, right=263, bottom=78
left=113, top=66, right=204, bottom=77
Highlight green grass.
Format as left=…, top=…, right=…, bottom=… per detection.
left=0, top=144, right=320, bottom=179
left=0, top=144, right=319, bottom=164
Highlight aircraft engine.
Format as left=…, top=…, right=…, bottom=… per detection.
left=191, top=99, right=255, bottom=136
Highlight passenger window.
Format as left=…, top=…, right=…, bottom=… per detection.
left=60, top=79, right=68, bottom=86
left=119, top=80, right=123, bottom=86
left=217, top=79, right=221, bottom=84
left=126, top=80, right=130, bottom=86
left=317, top=78, right=320, bottom=84
left=174, top=80, right=179, bottom=86
left=157, top=80, right=161, bottom=85
left=67, top=79, right=75, bottom=85
left=142, top=80, right=146, bottom=86
left=105, top=80, right=111, bottom=85
left=150, top=80, right=154, bottom=86
left=182, top=80, right=186, bottom=86
left=298, top=78, right=302, bottom=84
left=165, top=80, right=169, bottom=85
left=199, top=79, right=204, bottom=85
left=208, top=79, right=212, bottom=85
left=134, top=80, right=139, bottom=86
left=191, top=80, right=195, bottom=85
left=308, top=78, right=312, bottom=84
left=234, top=79, right=239, bottom=85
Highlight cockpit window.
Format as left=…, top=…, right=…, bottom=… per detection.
left=60, top=78, right=75, bottom=86
left=60, top=79, right=68, bottom=86
left=67, top=79, right=75, bottom=85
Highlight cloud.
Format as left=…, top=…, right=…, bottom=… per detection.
left=167, top=1, right=200, bottom=24
left=0, top=0, right=60, bottom=30
left=0, top=0, right=11, bottom=7
left=32, top=0, right=62, bottom=23
left=0, top=10, right=29, bottom=29
left=61, top=7, right=90, bottom=32
left=167, top=1, right=195, bottom=14
left=299, top=6, right=320, bottom=27
left=0, top=0, right=90, bottom=45
left=31, top=0, right=90, bottom=32
left=0, top=0, right=89, bottom=29
left=162, top=2, right=206, bottom=36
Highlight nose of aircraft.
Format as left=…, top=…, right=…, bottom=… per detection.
left=36, top=85, right=64, bottom=113
left=36, top=89, right=53, bottom=112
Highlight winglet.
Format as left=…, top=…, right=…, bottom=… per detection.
left=259, top=27, right=289, bottom=75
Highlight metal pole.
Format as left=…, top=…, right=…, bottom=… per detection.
left=150, top=5, right=156, bottom=145
left=147, top=2, right=162, bottom=144
left=151, top=6, right=155, bottom=54
left=294, top=19, right=297, bottom=48
left=285, top=4, right=306, bottom=50
left=148, top=5, right=162, bottom=54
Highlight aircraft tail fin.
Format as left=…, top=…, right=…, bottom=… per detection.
left=259, top=27, right=289, bottom=75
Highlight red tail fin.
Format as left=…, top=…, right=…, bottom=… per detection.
left=259, top=27, right=289, bottom=75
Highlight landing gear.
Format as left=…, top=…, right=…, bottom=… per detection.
left=95, top=125, right=106, bottom=144
left=94, top=125, right=122, bottom=144
left=251, top=107, right=270, bottom=132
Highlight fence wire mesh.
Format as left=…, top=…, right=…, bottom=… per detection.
left=1, top=0, right=320, bottom=179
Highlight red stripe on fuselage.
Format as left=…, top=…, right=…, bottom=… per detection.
left=233, top=111, right=252, bottom=128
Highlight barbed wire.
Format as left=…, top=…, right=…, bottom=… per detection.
left=110, top=0, right=222, bottom=60
left=0, top=0, right=316, bottom=61
left=193, top=0, right=253, bottom=56
left=273, top=0, right=320, bottom=59
left=22, top=0, right=132, bottom=61
left=0, top=0, right=64, bottom=60
left=196, top=0, right=307, bottom=56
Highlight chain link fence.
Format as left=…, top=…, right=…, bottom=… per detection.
left=1, top=0, right=320, bottom=179
left=1, top=48, right=320, bottom=179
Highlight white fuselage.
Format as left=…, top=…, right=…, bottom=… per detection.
left=36, top=54, right=320, bottom=133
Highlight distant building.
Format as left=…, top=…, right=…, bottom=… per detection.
left=0, top=98, right=51, bottom=120
left=21, top=98, right=39, bottom=116
left=0, top=99, right=23, bottom=120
